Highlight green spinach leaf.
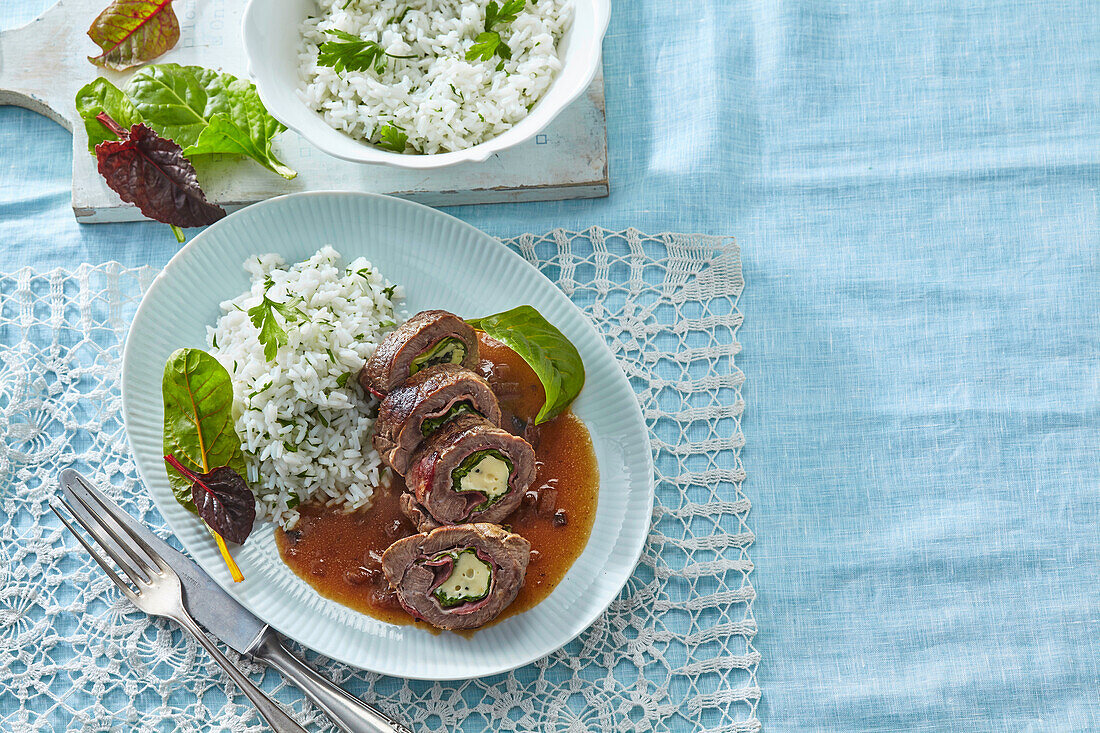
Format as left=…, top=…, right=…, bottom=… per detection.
left=75, top=78, right=144, bottom=153
left=467, top=305, right=585, bottom=424
left=126, top=63, right=297, bottom=179
left=162, top=348, right=248, bottom=512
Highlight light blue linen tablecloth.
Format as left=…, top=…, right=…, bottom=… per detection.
left=2, top=1, right=1099, bottom=731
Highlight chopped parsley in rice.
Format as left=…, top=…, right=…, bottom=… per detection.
left=297, top=0, right=573, bottom=154
left=208, top=247, right=403, bottom=529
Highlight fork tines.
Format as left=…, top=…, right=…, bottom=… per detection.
left=51, top=477, right=169, bottom=602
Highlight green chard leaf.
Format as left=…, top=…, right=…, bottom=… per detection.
left=468, top=305, right=585, bottom=424
left=75, top=79, right=144, bottom=153
left=162, top=348, right=248, bottom=513
left=87, top=0, right=180, bottom=71
left=126, top=63, right=297, bottom=179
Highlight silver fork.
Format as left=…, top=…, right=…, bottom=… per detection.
left=51, top=493, right=309, bottom=733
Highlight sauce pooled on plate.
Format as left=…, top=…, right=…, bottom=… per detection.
left=275, top=333, right=599, bottom=630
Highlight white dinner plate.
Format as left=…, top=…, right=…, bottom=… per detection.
left=121, top=192, right=654, bottom=679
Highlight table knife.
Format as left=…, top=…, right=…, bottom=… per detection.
left=59, top=469, right=413, bottom=733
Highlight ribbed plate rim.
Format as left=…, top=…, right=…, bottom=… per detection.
left=120, top=192, right=654, bottom=679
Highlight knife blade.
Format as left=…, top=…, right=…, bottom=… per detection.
left=59, top=468, right=268, bottom=654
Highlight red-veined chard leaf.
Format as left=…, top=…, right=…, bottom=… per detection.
left=94, top=113, right=225, bottom=228
left=87, top=0, right=180, bottom=71
left=126, top=63, right=297, bottom=179
left=164, top=456, right=256, bottom=545
left=467, top=305, right=585, bottom=424
left=161, top=348, right=248, bottom=512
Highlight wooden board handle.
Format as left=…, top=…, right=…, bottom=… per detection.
left=0, top=1, right=90, bottom=130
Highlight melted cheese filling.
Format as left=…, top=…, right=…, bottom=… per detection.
left=458, top=454, right=511, bottom=502
left=434, top=551, right=491, bottom=604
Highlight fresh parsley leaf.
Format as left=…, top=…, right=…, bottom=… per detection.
left=247, top=289, right=302, bottom=362
left=272, top=299, right=305, bottom=321
left=318, top=30, right=385, bottom=73
left=336, top=372, right=351, bottom=388
left=377, top=124, right=408, bottom=152
left=317, top=29, right=416, bottom=75
left=467, top=31, right=502, bottom=62
left=382, top=284, right=397, bottom=299
left=486, top=0, right=524, bottom=29
left=466, top=1, right=524, bottom=64
left=249, top=304, right=284, bottom=361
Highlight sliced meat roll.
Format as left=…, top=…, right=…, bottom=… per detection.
left=404, top=413, right=535, bottom=529
left=373, top=364, right=502, bottom=475
left=359, top=310, right=479, bottom=396
left=381, top=523, right=531, bottom=630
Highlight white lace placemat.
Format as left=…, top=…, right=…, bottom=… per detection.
left=0, top=228, right=755, bottom=732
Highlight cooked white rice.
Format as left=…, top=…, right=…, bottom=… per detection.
left=208, top=247, right=403, bottom=529
left=297, top=0, right=573, bottom=154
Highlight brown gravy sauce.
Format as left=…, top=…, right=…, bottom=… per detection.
left=275, top=333, right=599, bottom=632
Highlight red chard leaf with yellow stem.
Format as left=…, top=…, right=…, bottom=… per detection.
left=163, top=456, right=256, bottom=545
left=164, top=455, right=255, bottom=583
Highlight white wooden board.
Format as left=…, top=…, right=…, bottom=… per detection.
left=0, top=0, right=609, bottom=222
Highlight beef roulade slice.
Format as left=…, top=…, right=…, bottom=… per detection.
left=381, top=523, right=531, bottom=630
left=404, top=413, right=535, bottom=530
left=373, top=364, right=502, bottom=475
left=359, top=310, right=480, bottom=396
